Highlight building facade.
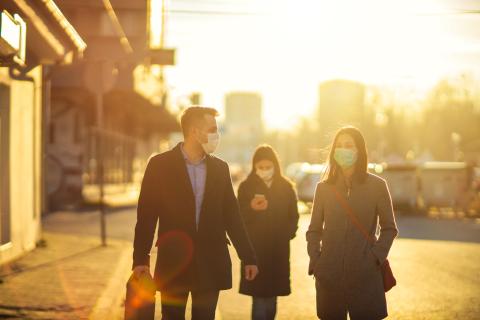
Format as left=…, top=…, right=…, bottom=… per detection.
left=47, top=0, right=178, bottom=210
left=0, top=0, right=85, bottom=264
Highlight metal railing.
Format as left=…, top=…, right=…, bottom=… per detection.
left=84, top=127, right=138, bottom=185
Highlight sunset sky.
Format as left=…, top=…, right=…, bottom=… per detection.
left=151, top=0, right=480, bottom=129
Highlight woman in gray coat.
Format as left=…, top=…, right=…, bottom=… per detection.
left=306, top=126, right=398, bottom=320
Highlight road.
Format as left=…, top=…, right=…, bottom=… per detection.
left=43, top=208, right=480, bottom=319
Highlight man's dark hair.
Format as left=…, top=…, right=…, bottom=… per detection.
left=180, top=106, right=219, bottom=137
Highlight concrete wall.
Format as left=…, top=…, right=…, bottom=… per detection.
left=0, top=65, right=43, bottom=264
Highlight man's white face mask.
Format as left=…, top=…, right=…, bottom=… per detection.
left=201, top=132, right=220, bottom=154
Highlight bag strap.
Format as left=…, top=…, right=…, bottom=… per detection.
left=332, top=186, right=375, bottom=245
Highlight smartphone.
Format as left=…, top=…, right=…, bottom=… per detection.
left=254, top=194, right=266, bottom=200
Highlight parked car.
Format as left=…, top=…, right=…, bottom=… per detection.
left=285, top=162, right=311, bottom=182
left=294, top=163, right=326, bottom=203
left=418, top=162, right=470, bottom=213
left=290, top=160, right=478, bottom=218
left=294, top=163, right=384, bottom=204
left=466, top=167, right=480, bottom=216
left=376, top=163, right=419, bottom=213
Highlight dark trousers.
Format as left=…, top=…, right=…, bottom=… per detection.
left=160, top=290, right=219, bottom=320
left=315, top=278, right=347, bottom=320
left=315, top=280, right=385, bottom=320
left=252, top=296, right=277, bottom=320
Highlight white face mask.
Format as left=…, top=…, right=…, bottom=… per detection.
left=201, top=132, right=220, bottom=154
left=256, top=168, right=274, bottom=181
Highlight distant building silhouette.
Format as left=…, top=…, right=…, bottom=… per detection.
left=219, top=92, right=264, bottom=165
left=317, top=80, right=366, bottom=146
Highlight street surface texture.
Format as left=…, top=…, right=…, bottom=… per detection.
left=4, top=208, right=475, bottom=319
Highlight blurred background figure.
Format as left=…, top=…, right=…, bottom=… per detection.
left=238, top=145, right=300, bottom=320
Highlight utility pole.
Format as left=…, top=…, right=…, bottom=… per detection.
left=96, top=88, right=106, bottom=246
left=84, top=60, right=116, bottom=246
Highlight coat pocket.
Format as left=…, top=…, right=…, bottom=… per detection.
left=366, top=248, right=380, bottom=269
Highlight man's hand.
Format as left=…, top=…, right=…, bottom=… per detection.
left=133, top=265, right=152, bottom=280
left=245, top=265, right=259, bottom=281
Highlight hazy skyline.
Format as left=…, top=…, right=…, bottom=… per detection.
left=152, top=0, right=480, bottom=129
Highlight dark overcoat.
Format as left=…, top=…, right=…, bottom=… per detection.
left=238, top=174, right=299, bottom=297
left=132, top=143, right=257, bottom=292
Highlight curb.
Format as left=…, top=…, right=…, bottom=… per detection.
left=89, top=245, right=132, bottom=320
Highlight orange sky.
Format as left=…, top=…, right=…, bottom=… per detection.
left=150, top=0, right=480, bottom=129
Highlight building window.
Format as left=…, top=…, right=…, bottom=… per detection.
left=74, top=111, right=81, bottom=144
left=49, top=122, right=55, bottom=144
left=0, top=85, right=11, bottom=245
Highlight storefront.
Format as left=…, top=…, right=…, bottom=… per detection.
left=0, top=1, right=85, bottom=264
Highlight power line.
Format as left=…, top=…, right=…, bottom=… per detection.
left=165, top=7, right=480, bottom=17
left=168, top=8, right=265, bottom=16
left=417, top=10, right=480, bottom=16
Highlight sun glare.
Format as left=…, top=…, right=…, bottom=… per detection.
left=154, top=0, right=478, bottom=130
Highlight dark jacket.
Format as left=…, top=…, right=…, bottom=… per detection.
left=132, top=143, right=256, bottom=292
left=306, top=173, right=398, bottom=319
left=238, top=174, right=299, bottom=297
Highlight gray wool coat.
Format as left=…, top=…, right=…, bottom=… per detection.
left=306, top=172, right=398, bottom=320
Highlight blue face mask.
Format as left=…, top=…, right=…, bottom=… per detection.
left=334, top=148, right=358, bottom=168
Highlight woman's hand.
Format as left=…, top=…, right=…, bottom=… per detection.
left=251, top=197, right=268, bottom=211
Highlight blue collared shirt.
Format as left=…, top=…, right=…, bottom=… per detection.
left=180, top=143, right=207, bottom=229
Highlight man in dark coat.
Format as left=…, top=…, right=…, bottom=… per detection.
left=132, top=106, right=258, bottom=320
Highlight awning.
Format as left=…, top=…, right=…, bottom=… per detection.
left=2, top=0, right=86, bottom=65
left=104, top=89, right=180, bottom=136
left=51, top=86, right=180, bottom=137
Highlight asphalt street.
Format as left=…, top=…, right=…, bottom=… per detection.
left=43, top=207, right=480, bottom=319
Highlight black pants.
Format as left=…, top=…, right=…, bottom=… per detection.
left=315, top=280, right=385, bottom=320
left=160, top=290, right=219, bottom=320
left=252, top=296, right=277, bottom=320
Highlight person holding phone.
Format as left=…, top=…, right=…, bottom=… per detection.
left=238, top=145, right=300, bottom=320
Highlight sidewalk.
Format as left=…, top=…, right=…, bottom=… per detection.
left=0, top=232, right=132, bottom=320
left=39, top=209, right=219, bottom=319
left=82, top=183, right=140, bottom=208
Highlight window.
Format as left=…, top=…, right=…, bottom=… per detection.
left=49, top=122, right=55, bottom=144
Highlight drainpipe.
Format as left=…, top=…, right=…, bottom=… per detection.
left=41, top=66, right=52, bottom=219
